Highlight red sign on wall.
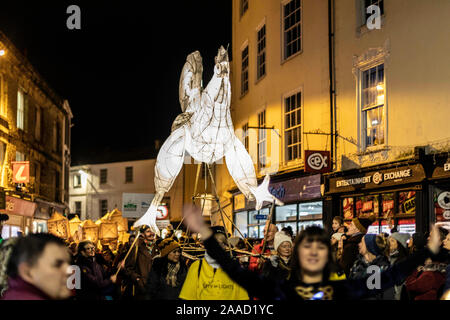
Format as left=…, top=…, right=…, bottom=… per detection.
left=12, top=161, right=30, bottom=184
left=305, top=150, right=331, bottom=173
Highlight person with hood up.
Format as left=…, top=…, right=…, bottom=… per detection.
left=178, top=225, right=249, bottom=300
left=261, top=231, right=293, bottom=282
left=146, top=237, right=188, bottom=299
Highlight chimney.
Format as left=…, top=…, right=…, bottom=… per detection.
left=155, top=139, right=161, bottom=151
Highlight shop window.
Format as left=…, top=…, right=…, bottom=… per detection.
left=234, top=211, right=248, bottom=238
left=296, top=202, right=322, bottom=233
left=381, top=193, right=394, bottom=218
left=248, top=207, right=269, bottom=239
left=342, top=197, right=354, bottom=220
left=398, top=191, right=416, bottom=215
left=433, top=187, right=450, bottom=222
left=355, top=195, right=379, bottom=218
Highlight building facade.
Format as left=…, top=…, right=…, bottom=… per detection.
left=214, top=0, right=332, bottom=238
left=216, top=0, right=450, bottom=239
left=323, top=0, right=450, bottom=236
left=0, top=31, right=72, bottom=238
left=69, top=159, right=184, bottom=227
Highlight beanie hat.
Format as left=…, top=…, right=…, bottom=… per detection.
left=211, top=226, right=226, bottom=236
left=158, top=238, right=180, bottom=257
left=390, top=232, right=410, bottom=249
left=364, top=234, right=383, bottom=256
left=274, top=231, right=292, bottom=252
left=352, top=215, right=376, bottom=234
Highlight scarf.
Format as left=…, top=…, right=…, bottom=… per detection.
left=204, top=252, right=221, bottom=269
left=165, top=261, right=180, bottom=287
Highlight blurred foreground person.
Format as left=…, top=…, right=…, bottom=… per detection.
left=0, top=233, right=72, bottom=300
left=183, top=204, right=443, bottom=300
left=404, top=227, right=448, bottom=300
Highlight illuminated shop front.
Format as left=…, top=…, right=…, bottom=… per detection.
left=323, top=162, right=427, bottom=235
left=232, top=174, right=323, bottom=239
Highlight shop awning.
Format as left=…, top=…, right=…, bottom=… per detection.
left=0, top=196, right=37, bottom=217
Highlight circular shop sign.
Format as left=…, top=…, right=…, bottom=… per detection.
left=307, top=153, right=328, bottom=171
left=156, top=205, right=169, bottom=220
left=437, top=191, right=450, bottom=210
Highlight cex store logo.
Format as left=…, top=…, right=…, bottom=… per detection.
left=12, top=161, right=30, bottom=184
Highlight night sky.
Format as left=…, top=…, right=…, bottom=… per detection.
left=0, top=0, right=232, bottom=165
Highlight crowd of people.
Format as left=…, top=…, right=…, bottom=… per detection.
left=0, top=207, right=449, bottom=300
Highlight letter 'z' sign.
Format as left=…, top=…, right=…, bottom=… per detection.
left=12, top=161, right=30, bottom=184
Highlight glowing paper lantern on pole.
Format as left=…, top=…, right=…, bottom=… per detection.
left=79, top=219, right=99, bottom=243
left=109, top=208, right=128, bottom=232
left=98, top=220, right=118, bottom=240
left=68, top=215, right=82, bottom=242
left=133, top=46, right=283, bottom=234
left=47, top=212, right=69, bottom=239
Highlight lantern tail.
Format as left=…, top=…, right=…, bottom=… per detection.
left=133, top=205, right=160, bottom=236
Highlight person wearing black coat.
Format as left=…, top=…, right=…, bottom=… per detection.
left=146, top=238, right=188, bottom=300
left=337, top=216, right=375, bottom=276
left=75, top=241, right=117, bottom=300
left=182, top=204, right=444, bottom=301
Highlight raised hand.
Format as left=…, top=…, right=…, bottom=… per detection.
left=427, top=224, right=441, bottom=255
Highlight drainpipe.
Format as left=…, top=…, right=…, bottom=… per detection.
left=328, top=0, right=336, bottom=170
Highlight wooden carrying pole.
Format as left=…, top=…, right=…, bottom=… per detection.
left=114, top=231, right=140, bottom=277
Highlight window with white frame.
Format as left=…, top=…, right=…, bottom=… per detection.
left=258, top=110, right=266, bottom=170
left=241, top=45, right=249, bottom=96
left=17, top=89, right=25, bottom=130
left=100, top=199, right=108, bottom=216
left=125, top=166, right=133, bottom=183
left=361, top=63, right=385, bottom=148
left=242, top=123, right=249, bottom=151
left=73, top=174, right=81, bottom=188
left=240, top=0, right=249, bottom=17
left=362, top=0, right=384, bottom=25
left=257, top=24, right=266, bottom=80
left=100, top=169, right=107, bottom=184
left=16, top=151, right=25, bottom=161
left=283, top=0, right=302, bottom=60
left=74, top=201, right=82, bottom=216
left=284, top=92, right=302, bottom=162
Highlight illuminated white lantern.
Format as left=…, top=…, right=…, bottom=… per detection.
left=134, top=46, right=283, bottom=234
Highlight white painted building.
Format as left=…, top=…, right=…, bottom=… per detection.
left=69, top=159, right=184, bottom=223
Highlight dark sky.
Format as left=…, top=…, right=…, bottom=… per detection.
left=0, top=0, right=232, bottom=165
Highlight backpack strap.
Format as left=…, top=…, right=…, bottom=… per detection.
left=197, top=259, right=203, bottom=279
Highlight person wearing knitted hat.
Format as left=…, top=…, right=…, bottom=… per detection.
left=146, top=238, right=188, bottom=299
left=385, top=232, right=411, bottom=300
left=348, top=234, right=390, bottom=299
left=261, top=231, right=293, bottom=283
left=337, top=215, right=376, bottom=277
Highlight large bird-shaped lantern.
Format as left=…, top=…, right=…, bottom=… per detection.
left=134, top=46, right=283, bottom=234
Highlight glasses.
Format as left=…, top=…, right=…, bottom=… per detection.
left=85, top=247, right=95, bottom=251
